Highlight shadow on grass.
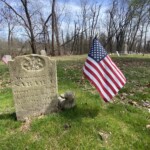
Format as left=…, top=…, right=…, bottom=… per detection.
left=0, top=112, right=17, bottom=121
left=58, top=105, right=100, bottom=121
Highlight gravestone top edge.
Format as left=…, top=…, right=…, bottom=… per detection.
left=9, top=54, right=56, bottom=61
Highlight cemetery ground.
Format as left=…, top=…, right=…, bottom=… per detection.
left=0, top=54, right=150, bottom=150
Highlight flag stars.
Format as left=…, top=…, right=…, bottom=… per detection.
left=89, top=39, right=107, bottom=62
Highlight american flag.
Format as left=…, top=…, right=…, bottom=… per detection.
left=2, top=55, right=8, bottom=64
left=1, top=55, right=12, bottom=64
left=83, top=38, right=126, bottom=102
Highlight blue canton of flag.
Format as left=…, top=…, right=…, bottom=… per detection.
left=89, top=38, right=107, bottom=62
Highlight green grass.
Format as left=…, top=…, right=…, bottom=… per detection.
left=0, top=55, right=150, bottom=150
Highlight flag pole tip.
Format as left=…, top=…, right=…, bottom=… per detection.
left=94, top=33, right=98, bottom=39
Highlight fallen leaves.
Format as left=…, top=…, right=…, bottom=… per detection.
left=141, top=100, right=150, bottom=108
left=63, top=123, right=71, bottom=130
left=128, top=100, right=138, bottom=106
left=145, top=83, right=150, bottom=88
left=20, top=117, right=31, bottom=132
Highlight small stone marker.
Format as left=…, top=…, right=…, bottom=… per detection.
left=9, top=54, right=58, bottom=121
left=116, top=51, right=120, bottom=57
left=98, top=131, right=110, bottom=142
left=124, top=43, right=128, bottom=54
left=40, top=50, right=47, bottom=56
left=2, top=55, right=12, bottom=64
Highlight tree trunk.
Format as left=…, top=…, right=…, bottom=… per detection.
left=51, top=0, right=56, bottom=56
left=21, top=0, right=37, bottom=54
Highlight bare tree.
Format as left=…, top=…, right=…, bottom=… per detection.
left=129, top=3, right=147, bottom=52
left=51, top=0, right=61, bottom=56
left=0, top=0, right=149, bottom=56
left=143, top=20, right=150, bottom=54
left=0, top=0, right=39, bottom=54
left=39, top=12, right=52, bottom=54
left=79, top=0, right=89, bottom=54
left=105, top=0, right=117, bottom=53
left=0, top=6, right=16, bottom=53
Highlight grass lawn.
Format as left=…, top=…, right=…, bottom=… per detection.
left=0, top=55, right=150, bottom=150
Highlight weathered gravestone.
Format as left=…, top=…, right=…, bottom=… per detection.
left=40, top=50, right=47, bottom=56
left=124, top=43, right=128, bottom=54
left=116, top=51, right=120, bottom=57
left=9, top=54, right=58, bottom=121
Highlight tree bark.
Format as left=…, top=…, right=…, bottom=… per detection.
left=51, top=0, right=56, bottom=56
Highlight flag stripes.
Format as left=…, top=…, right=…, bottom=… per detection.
left=101, top=58, right=124, bottom=87
left=85, top=59, right=117, bottom=95
left=104, top=56, right=126, bottom=84
left=2, top=56, right=8, bottom=64
left=83, top=55, right=126, bottom=102
left=107, top=56, right=126, bottom=81
left=84, top=64, right=114, bottom=99
left=98, top=61, right=121, bottom=90
left=87, top=56, right=120, bottom=92
left=83, top=67, right=110, bottom=102
left=1, top=55, right=12, bottom=64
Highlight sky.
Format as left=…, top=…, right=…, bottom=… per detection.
left=0, top=0, right=111, bottom=40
